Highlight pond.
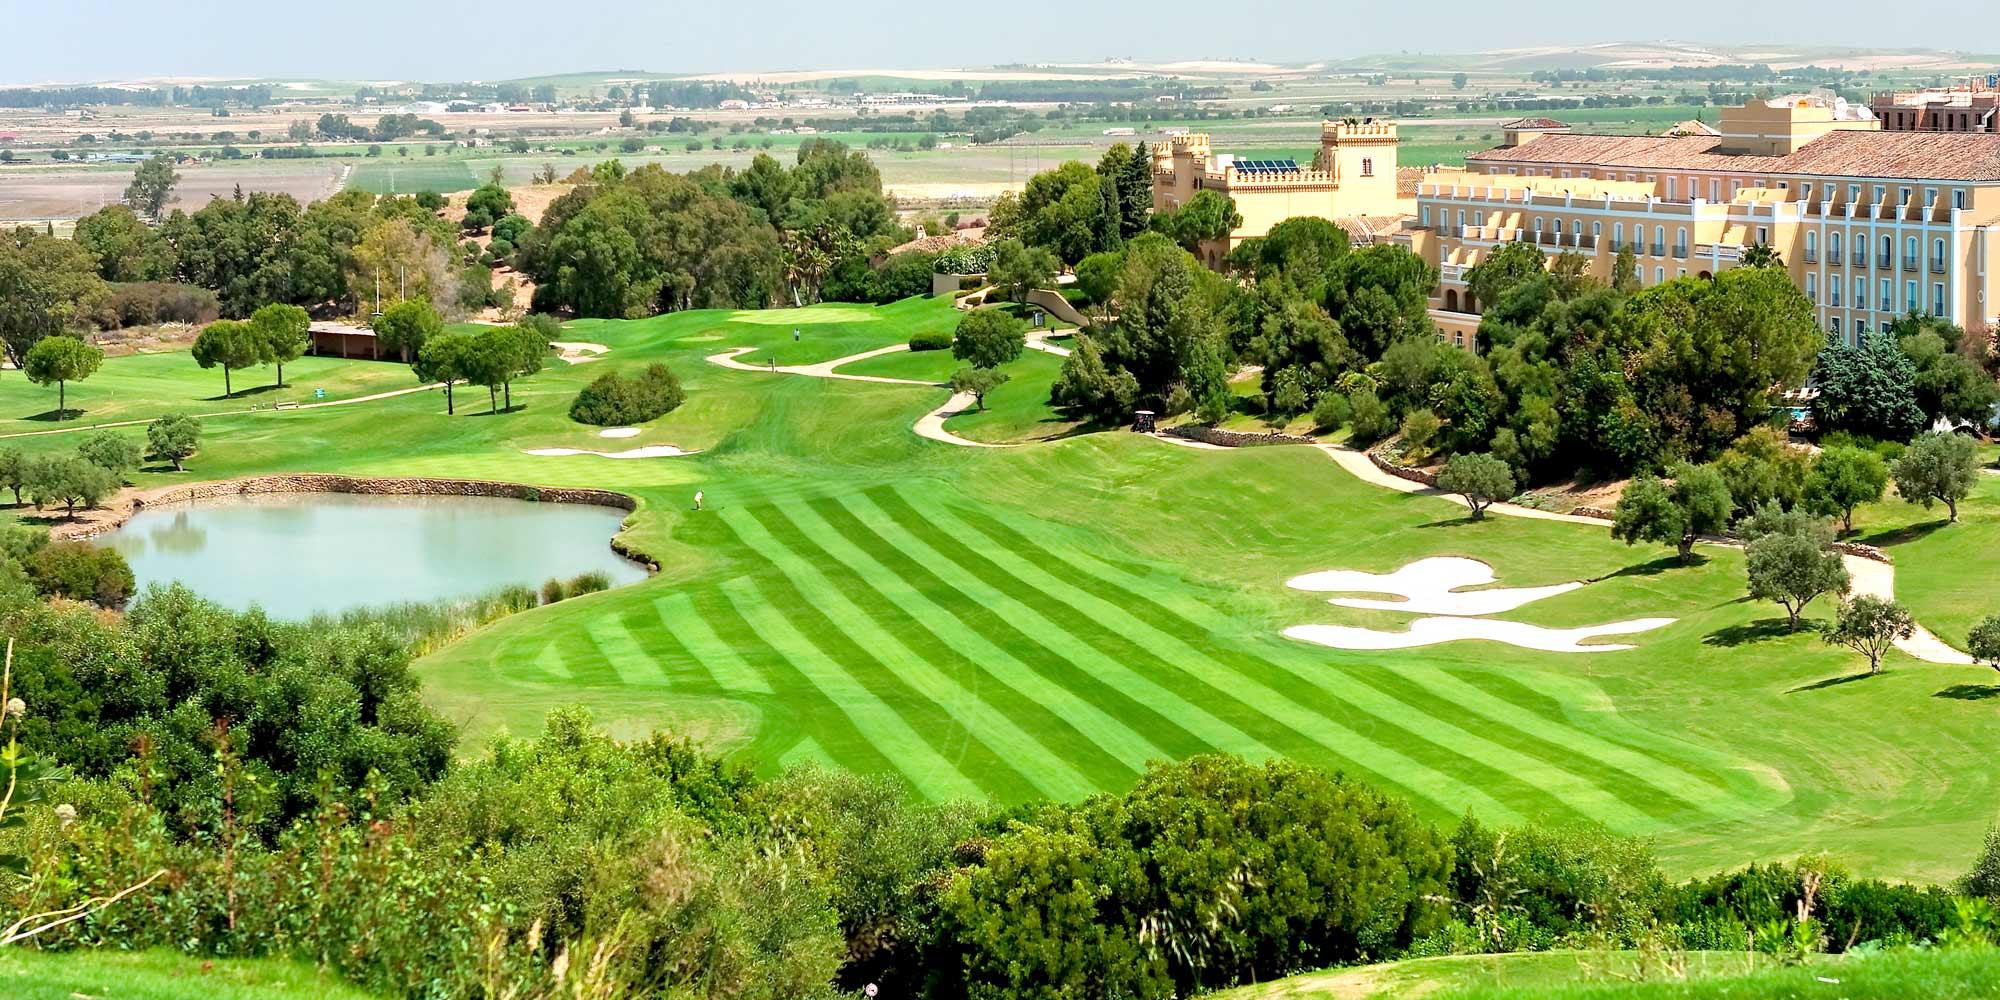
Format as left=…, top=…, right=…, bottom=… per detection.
left=103, top=493, right=650, bottom=618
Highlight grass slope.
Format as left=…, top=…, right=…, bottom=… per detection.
left=1211, top=948, right=2000, bottom=999
left=0, top=949, right=379, bottom=1000
left=35, top=293, right=2000, bottom=881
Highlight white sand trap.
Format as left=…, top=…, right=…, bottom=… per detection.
left=1287, top=557, right=1583, bottom=616
left=1285, top=617, right=1677, bottom=653
left=551, top=341, right=610, bottom=364
left=525, top=445, right=696, bottom=459
left=598, top=427, right=641, bottom=439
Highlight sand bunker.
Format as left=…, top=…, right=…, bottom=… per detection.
left=1286, top=556, right=1582, bottom=616
left=525, top=445, right=696, bottom=459
left=1286, top=617, right=1677, bottom=653
left=1284, top=556, right=1674, bottom=654
left=551, top=341, right=610, bottom=364
left=598, top=427, right=641, bottom=439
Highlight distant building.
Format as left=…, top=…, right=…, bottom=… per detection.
left=1151, top=119, right=1409, bottom=268
left=1402, top=95, right=2000, bottom=349
left=1102, top=127, right=1137, bottom=137
left=1872, top=81, right=2000, bottom=133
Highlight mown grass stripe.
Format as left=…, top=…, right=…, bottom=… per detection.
left=805, top=496, right=1182, bottom=772
left=1447, top=666, right=1786, bottom=804
left=759, top=500, right=1140, bottom=793
left=833, top=492, right=1272, bottom=763
left=583, top=614, right=668, bottom=689
left=530, top=641, right=572, bottom=681
left=964, top=508, right=1776, bottom=816
left=1381, top=664, right=1744, bottom=816
left=547, top=626, right=621, bottom=688
left=730, top=505, right=1094, bottom=801
left=930, top=496, right=1610, bottom=827
left=655, top=591, right=774, bottom=694
left=718, top=559, right=999, bottom=803
left=690, top=584, right=907, bottom=782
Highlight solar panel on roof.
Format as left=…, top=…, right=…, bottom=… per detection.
left=1236, top=158, right=1301, bottom=174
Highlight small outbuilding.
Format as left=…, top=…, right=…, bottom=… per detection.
left=309, top=321, right=380, bottom=360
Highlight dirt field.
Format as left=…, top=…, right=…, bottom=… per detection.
left=0, top=159, right=348, bottom=221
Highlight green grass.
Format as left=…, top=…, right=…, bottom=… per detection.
left=345, top=159, right=480, bottom=194
left=0, top=351, right=423, bottom=439
left=0, top=949, right=379, bottom=1000
left=47, top=293, right=2000, bottom=882
left=1210, top=948, right=2000, bottom=999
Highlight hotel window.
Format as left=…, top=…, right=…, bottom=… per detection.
left=1534, top=216, right=1544, bottom=233
left=1829, top=232, right=1841, bottom=257
left=1874, top=185, right=1886, bottom=205
left=1926, top=187, right=1938, bottom=206
left=1421, top=207, right=1432, bottom=227
left=1653, top=225, right=1665, bottom=253
left=1830, top=317, right=1842, bottom=341
left=1456, top=209, right=1466, bottom=229
left=1881, top=278, right=1893, bottom=312
left=1830, top=280, right=1841, bottom=307
left=1666, top=177, right=1676, bottom=200
left=1801, top=182, right=1813, bottom=201
left=1805, top=273, right=1817, bottom=303
left=1473, top=211, right=1484, bottom=226
left=1614, top=223, right=1625, bottom=247
left=1907, top=281, right=1919, bottom=312
left=1955, top=189, right=1967, bottom=211
left=1855, top=277, right=1867, bottom=309
left=1848, top=185, right=1860, bottom=204
left=1907, top=236, right=1920, bottom=265
left=1805, top=232, right=1818, bottom=260
left=1856, top=320, right=1868, bottom=337
left=1934, top=283, right=1947, bottom=317
left=1675, top=227, right=1688, bottom=255
left=1935, top=238, right=1948, bottom=266
left=1592, top=221, right=1601, bottom=238
left=1881, top=235, right=1893, bottom=264
left=1900, top=186, right=1912, bottom=204
left=1757, top=226, right=1769, bottom=245
left=1710, top=179, right=1721, bottom=201
left=1655, top=267, right=1665, bottom=285
left=1361, top=157, right=1374, bottom=177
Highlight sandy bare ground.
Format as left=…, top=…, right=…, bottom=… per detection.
left=0, top=160, right=346, bottom=221
left=1288, top=557, right=1583, bottom=616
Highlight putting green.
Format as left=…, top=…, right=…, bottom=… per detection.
left=25, top=294, right=2000, bottom=881
left=727, top=305, right=880, bottom=324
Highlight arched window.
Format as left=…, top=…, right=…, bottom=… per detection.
left=1935, top=238, right=1947, bottom=263
left=1614, top=222, right=1625, bottom=247
left=1829, top=231, right=1842, bottom=255
left=1444, top=289, right=1460, bottom=312
left=1534, top=216, right=1545, bottom=233
left=1805, top=231, right=1818, bottom=256
left=1553, top=218, right=1564, bottom=235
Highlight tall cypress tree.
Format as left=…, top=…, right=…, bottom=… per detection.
left=1120, top=140, right=1154, bottom=237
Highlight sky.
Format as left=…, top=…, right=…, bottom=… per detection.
left=3, top=0, right=1997, bottom=84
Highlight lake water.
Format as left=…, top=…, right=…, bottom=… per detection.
left=104, top=493, right=650, bottom=618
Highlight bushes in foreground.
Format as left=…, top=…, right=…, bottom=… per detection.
left=568, top=362, right=686, bottom=426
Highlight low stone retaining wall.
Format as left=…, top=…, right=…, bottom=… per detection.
left=1163, top=425, right=1315, bottom=448
left=1366, top=450, right=1439, bottom=487
left=1832, top=540, right=1891, bottom=564
left=143, top=474, right=636, bottom=512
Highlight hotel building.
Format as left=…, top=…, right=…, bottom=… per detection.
left=1151, top=120, right=1412, bottom=268
left=1402, top=96, right=2000, bottom=350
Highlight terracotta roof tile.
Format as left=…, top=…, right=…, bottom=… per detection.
left=1467, top=130, right=2000, bottom=182
left=1503, top=117, right=1570, bottom=130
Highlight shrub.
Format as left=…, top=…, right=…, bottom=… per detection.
left=1348, top=388, right=1394, bottom=442
left=103, top=282, right=221, bottom=328
left=568, top=363, right=686, bottom=426
left=566, top=570, right=612, bottom=596
left=1313, top=392, right=1352, bottom=432
left=908, top=328, right=953, bottom=352
left=539, top=577, right=569, bottom=605
left=1401, top=408, right=1442, bottom=456
left=24, top=540, right=135, bottom=607
left=77, top=431, right=143, bottom=478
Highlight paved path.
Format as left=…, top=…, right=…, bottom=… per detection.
left=1160, top=436, right=1976, bottom=665
left=1025, top=329, right=1072, bottom=358
left=705, top=343, right=1007, bottom=448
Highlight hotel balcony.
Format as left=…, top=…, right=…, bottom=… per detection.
left=1878, top=252, right=1894, bottom=268
left=1932, top=258, right=1948, bottom=274
left=1904, top=256, right=1920, bottom=271
left=1649, top=242, right=1666, bottom=257
left=1828, top=249, right=1843, bottom=265
left=1804, top=249, right=1818, bottom=264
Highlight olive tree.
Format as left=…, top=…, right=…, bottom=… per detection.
left=1804, top=445, right=1889, bottom=536
left=1821, top=595, right=1914, bottom=674
left=24, top=454, right=118, bottom=519
left=77, top=431, right=142, bottom=479
left=22, top=335, right=103, bottom=418
left=1745, top=512, right=1850, bottom=631
left=949, top=367, right=1010, bottom=411
left=1436, top=453, right=1516, bottom=521
left=1611, top=463, right=1731, bottom=563
left=145, top=413, right=201, bottom=471
left=1892, top=432, right=1978, bottom=522
left=1968, top=614, right=2000, bottom=672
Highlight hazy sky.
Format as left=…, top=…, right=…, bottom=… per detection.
left=4, top=0, right=1997, bottom=84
